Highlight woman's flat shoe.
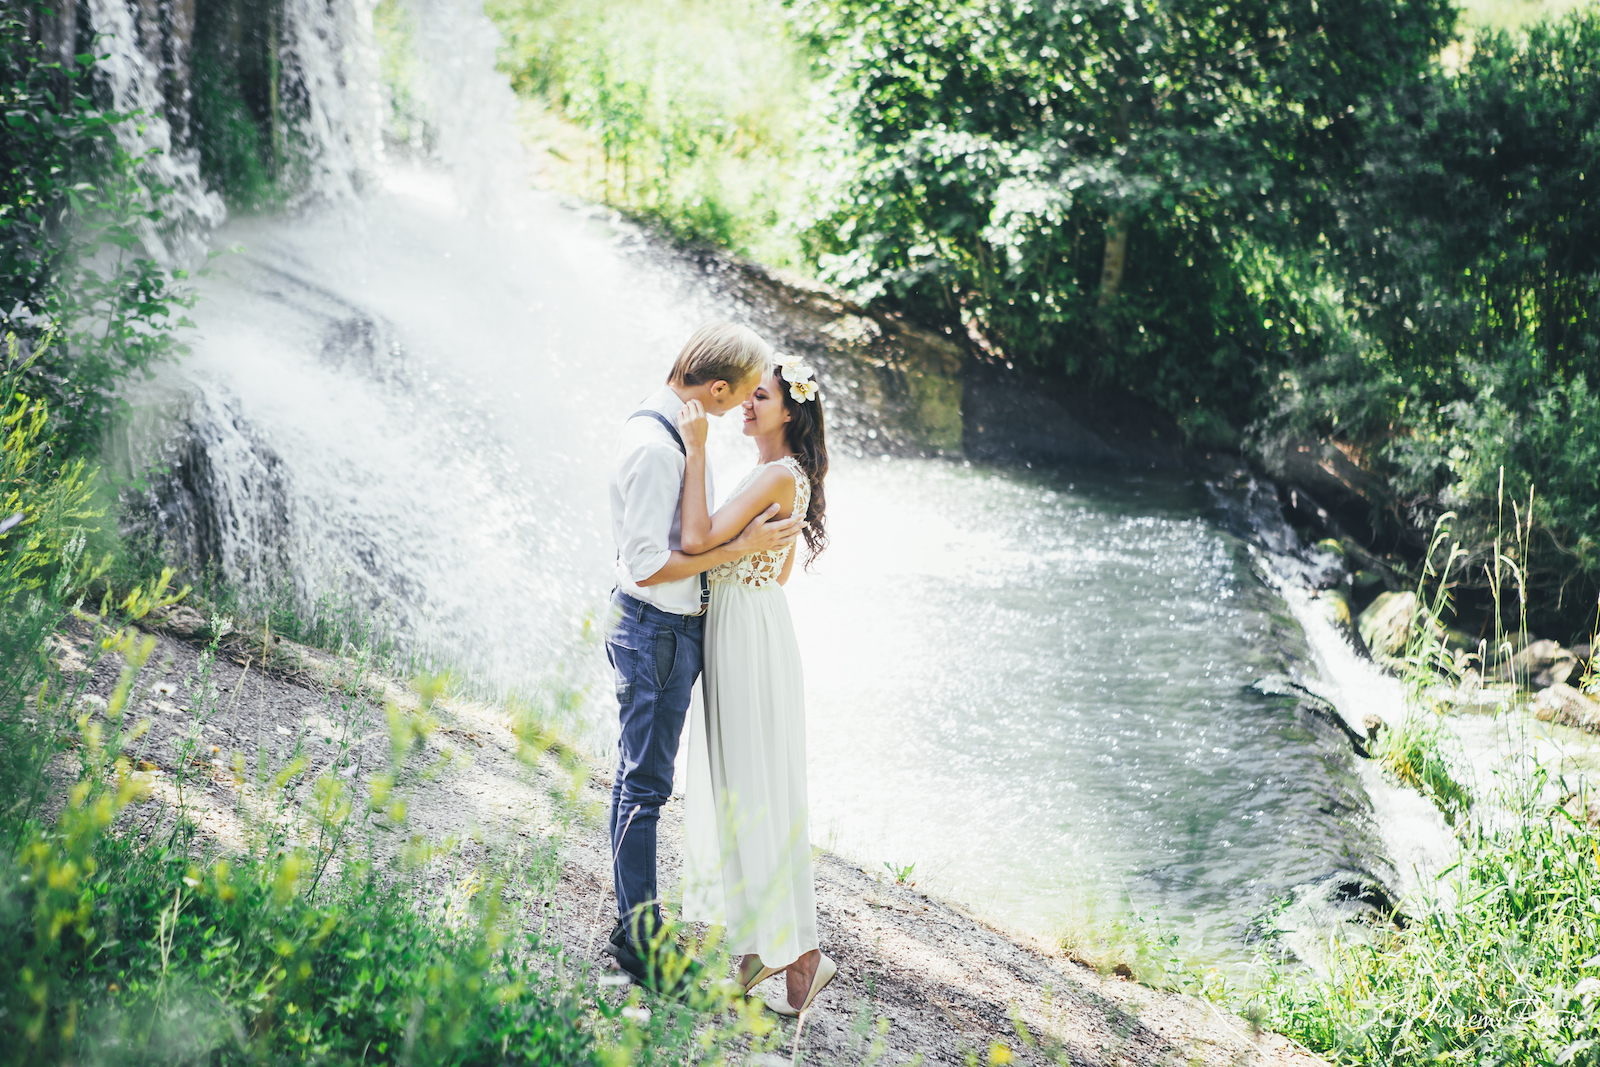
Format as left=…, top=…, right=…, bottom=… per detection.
left=766, top=953, right=836, bottom=1017
left=740, top=963, right=783, bottom=995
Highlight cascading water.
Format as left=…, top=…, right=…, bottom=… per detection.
left=90, top=0, right=1456, bottom=968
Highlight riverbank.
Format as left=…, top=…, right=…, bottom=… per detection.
left=67, top=608, right=1327, bottom=1065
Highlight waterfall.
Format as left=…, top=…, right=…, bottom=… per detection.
left=84, top=0, right=225, bottom=263
left=80, top=0, right=382, bottom=266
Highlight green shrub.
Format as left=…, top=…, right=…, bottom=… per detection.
left=1252, top=9, right=1600, bottom=630
left=1, top=7, right=195, bottom=456
left=485, top=0, right=812, bottom=263
left=0, top=832, right=601, bottom=1064
left=791, top=0, right=1454, bottom=429
left=1267, top=797, right=1600, bottom=1066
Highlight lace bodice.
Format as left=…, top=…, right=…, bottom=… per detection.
left=708, top=457, right=810, bottom=588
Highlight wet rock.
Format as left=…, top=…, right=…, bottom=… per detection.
left=1496, top=639, right=1577, bottom=689
left=1349, top=570, right=1387, bottom=610
left=1250, top=673, right=1373, bottom=756
left=1306, top=545, right=1347, bottom=590
left=1350, top=569, right=1386, bottom=592
left=1320, top=588, right=1354, bottom=629
left=1358, top=591, right=1422, bottom=663
left=1363, top=715, right=1385, bottom=748
left=1532, top=683, right=1600, bottom=730
left=1534, top=657, right=1581, bottom=690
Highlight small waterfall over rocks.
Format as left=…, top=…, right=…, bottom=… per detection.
left=66, top=0, right=424, bottom=604
left=83, top=0, right=225, bottom=261
left=53, top=0, right=380, bottom=264
left=110, top=384, right=294, bottom=592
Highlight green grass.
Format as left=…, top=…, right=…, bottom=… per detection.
left=1264, top=789, right=1600, bottom=1065
left=1260, top=497, right=1600, bottom=1066
left=482, top=0, right=815, bottom=266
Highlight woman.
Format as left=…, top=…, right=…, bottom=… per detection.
left=675, top=355, right=835, bottom=1016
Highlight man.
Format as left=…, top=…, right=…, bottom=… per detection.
left=605, top=321, right=801, bottom=994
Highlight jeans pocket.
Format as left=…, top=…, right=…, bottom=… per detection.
left=607, top=636, right=637, bottom=706
left=653, top=629, right=677, bottom=691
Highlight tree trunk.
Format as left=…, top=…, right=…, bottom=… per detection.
left=1098, top=211, right=1129, bottom=305
left=268, top=2, right=282, bottom=178
left=1099, top=90, right=1133, bottom=307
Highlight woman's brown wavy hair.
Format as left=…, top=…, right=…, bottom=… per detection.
left=776, top=368, right=829, bottom=567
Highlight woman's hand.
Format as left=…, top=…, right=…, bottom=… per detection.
left=677, top=399, right=709, bottom=454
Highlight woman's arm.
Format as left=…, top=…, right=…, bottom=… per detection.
left=677, top=402, right=797, bottom=554
left=678, top=400, right=714, bottom=555
left=639, top=504, right=802, bottom=586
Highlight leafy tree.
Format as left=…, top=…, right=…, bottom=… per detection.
left=1332, top=10, right=1599, bottom=395
left=791, top=0, right=1455, bottom=437
left=1261, top=9, right=1600, bottom=629
left=2, top=4, right=193, bottom=455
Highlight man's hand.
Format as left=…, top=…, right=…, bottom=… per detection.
left=677, top=399, right=708, bottom=454
left=733, top=503, right=804, bottom=555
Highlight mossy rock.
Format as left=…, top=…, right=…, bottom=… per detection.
left=1321, top=587, right=1354, bottom=629
left=1358, top=590, right=1430, bottom=663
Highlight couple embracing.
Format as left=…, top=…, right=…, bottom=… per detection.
left=603, top=322, right=838, bottom=1016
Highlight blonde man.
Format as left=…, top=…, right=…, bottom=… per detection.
left=605, top=322, right=802, bottom=994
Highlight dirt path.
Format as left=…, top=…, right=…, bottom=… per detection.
left=67, top=615, right=1324, bottom=1066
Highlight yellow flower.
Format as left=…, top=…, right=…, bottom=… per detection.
left=987, top=1042, right=1013, bottom=1066
left=789, top=379, right=820, bottom=403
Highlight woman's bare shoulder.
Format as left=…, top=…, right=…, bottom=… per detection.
left=750, top=460, right=798, bottom=502
left=759, top=460, right=798, bottom=488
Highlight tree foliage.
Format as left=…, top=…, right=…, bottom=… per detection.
left=790, top=0, right=1455, bottom=437
left=1, top=4, right=193, bottom=455
left=1261, top=9, right=1600, bottom=625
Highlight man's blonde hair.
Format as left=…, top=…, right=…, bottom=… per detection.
left=667, top=321, right=772, bottom=388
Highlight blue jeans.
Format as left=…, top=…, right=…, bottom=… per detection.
left=605, top=591, right=704, bottom=932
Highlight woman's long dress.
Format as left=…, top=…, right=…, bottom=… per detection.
left=682, top=456, right=817, bottom=966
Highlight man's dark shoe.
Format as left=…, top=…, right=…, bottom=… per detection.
left=605, top=919, right=706, bottom=1001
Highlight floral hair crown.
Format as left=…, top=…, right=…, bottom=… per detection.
left=776, top=354, right=821, bottom=403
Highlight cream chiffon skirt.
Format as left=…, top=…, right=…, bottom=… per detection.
left=682, top=579, right=818, bottom=966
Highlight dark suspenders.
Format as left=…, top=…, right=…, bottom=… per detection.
left=627, top=409, right=711, bottom=614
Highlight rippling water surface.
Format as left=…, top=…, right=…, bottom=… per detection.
left=786, top=461, right=1382, bottom=952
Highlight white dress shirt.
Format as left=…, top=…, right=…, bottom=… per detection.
left=609, top=386, right=715, bottom=614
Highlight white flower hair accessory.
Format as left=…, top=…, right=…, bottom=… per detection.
left=776, top=354, right=821, bottom=403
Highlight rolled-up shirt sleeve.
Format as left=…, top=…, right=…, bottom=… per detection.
left=616, top=440, right=684, bottom=584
